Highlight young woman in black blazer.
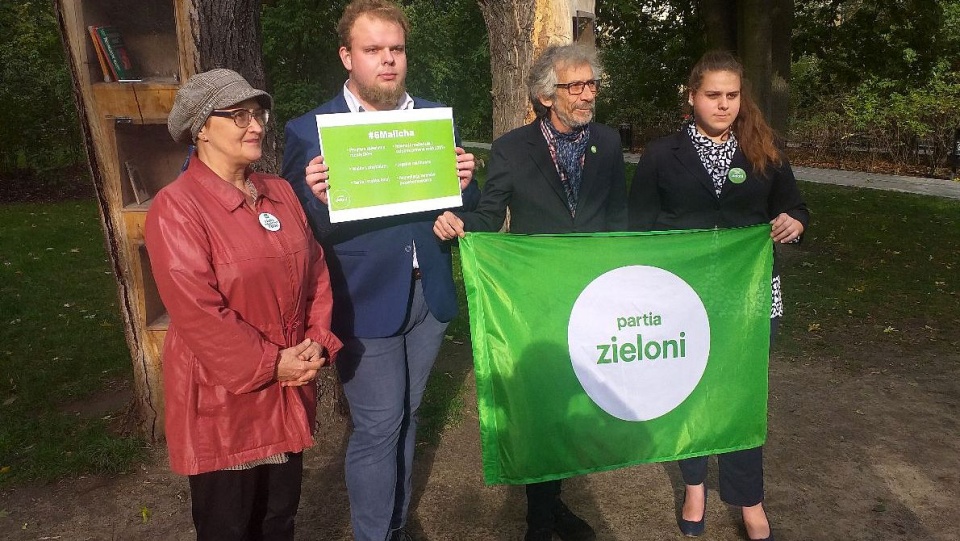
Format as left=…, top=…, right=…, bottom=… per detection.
left=628, top=51, right=809, bottom=541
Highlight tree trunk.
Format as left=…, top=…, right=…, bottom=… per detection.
left=184, top=0, right=279, bottom=172
left=769, top=0, right=793, bottom=137
left=477, top=0, right=536, bottom=139
left=478, top=0, right=595, bottom=139
left=699, top=0, right=737, bottom=52
left=738, top=0, right=773, bottom=116
left=698, top=0, right=793, bottom=135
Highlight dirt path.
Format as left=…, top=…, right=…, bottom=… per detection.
left=1, top=342, right=958, bottom=541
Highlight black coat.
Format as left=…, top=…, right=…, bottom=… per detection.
left=460, top=121, right=627, bottom=234
left=628, top=131, right=809, bottom=232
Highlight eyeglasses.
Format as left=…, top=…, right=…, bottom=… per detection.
left=554, top=79, right=601, bottom=95
left=209, top=108, right=270, bottom=129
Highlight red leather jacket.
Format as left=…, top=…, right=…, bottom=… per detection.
left=145, top=156, right=342, bottom=475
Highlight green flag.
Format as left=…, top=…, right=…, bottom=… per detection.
left=459, top=225, right=774, bottom=485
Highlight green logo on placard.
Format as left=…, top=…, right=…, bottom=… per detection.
left=728, top=168, right=747, bottom=184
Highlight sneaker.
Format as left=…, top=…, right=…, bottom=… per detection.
left=552, top=500, right=595, bottom=541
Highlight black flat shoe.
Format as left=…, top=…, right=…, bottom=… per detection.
left=748, top=531, right=774, bottom=541
left=678, top=485, right=707, bottom=537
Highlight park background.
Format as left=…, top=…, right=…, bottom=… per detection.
left=1, top=1, right=958, bottom=540
left=3, top=0, right=960, bottom=181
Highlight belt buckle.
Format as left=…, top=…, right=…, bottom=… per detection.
left=413, top=267, right=422, bottom=280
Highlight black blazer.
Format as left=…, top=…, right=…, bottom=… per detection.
left=460, top=121, right=627, bottom=234
left=628, top=131, right=809, bottom=232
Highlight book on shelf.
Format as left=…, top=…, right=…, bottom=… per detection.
left=90, top=25, right=141, bottom=82
left=124, top=161, right=151, bottom=205
left=87, top=26, right=112, bottom=82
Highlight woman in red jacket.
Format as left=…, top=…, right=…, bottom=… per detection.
left=145, top=69, right=341, bottom=541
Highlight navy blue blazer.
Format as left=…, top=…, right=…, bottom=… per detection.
left=281, top=92, right=480, bottom=338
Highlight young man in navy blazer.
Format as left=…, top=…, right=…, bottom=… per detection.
left=281, top=2, right=478, bottom=540
left=434, top=44, right=627, bottom=541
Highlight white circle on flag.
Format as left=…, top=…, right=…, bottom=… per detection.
left=568, top=265, right=711, bottom=421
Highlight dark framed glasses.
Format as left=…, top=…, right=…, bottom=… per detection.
left=554, top=79, right=601, bottom=95
left=209, top=108, right=270, bottom=128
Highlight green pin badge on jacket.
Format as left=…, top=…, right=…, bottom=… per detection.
left=591, top=145, right=597, bottom=153
left=728, top=167, right=747, bottom=184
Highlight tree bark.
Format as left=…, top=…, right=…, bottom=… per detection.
left=769, top=0, right=793, bottom=136
left=477, top=0, right=536, bottom=139
left=185, top=0, right=279, bottom=172
left=698, top=0, right=792, bottom=135
left=699, top=0, right=737, bottom=52
left=478, top=0, right=595, bottom=139
left=738, top=0, right=773, bottom=116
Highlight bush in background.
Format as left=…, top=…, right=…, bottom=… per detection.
left=0, top=2, right=83, bottom=175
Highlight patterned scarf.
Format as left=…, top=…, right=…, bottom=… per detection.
left=540, top=118, right=591, bottom=216
left=687, top=120, right=738, bottom=197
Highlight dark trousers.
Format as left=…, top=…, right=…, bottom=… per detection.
left=677, top=317, right=778, bottom=508
left=678, top=446, right=764, bottom=507
left=525, top=479, right=563, bottom=528
left=188, top=452, right=303, bottom=541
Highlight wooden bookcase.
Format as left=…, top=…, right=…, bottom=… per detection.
left=56, top=0, right=198, bottom=439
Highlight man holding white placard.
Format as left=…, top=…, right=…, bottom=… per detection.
left=281, top=2, right=478, bottom=540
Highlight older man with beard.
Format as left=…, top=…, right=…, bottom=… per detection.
left=281, top=2, right=478, bottom=540
left=434, top=44, right=627, bottom=541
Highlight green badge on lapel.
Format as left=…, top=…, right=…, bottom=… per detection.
left=728, top=167, right=747, bottom=184
left=591, top=145, right=597, bottom=154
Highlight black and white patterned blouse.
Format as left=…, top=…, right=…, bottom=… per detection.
left=687, top=120, right=738, bottom=197
left=687, top=121, right=784, bottom=319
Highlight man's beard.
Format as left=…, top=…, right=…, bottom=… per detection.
left=553, top=104, right=594, bottom=130
left=356, top=79, right=407, bottom=110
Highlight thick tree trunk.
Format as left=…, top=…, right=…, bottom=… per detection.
left=478, top=0, right=595, bottom=139
left=738, top=0, right=773, bottom=115
left=769, top=0, right=793, bottom=136
left=699, top=0, right=737, bottom=52
left=477, top=0, right=536, bottom=139
left=184, top=0, right=279, bottom=172
left=698, top=0, right=792, bottom=135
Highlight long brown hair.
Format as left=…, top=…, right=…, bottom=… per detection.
left=688, top=51, right=781, bottom=175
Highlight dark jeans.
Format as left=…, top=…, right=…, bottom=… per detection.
left=188, top=452, right=303, bottom=541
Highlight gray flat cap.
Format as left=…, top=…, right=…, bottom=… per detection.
left=167, top=68, right=273, bottom=144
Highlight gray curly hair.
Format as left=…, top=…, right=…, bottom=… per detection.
left=527, top=44, right=600, bottom=118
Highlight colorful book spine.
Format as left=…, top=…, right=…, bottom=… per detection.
left=87, top=25, right=113, bottom=82
left=94, top=25, right=140, bottom=82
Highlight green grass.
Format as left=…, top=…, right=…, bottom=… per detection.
left=776, top=182, right=960, bottom=368
left=0, top=201, right=145, bottom=486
